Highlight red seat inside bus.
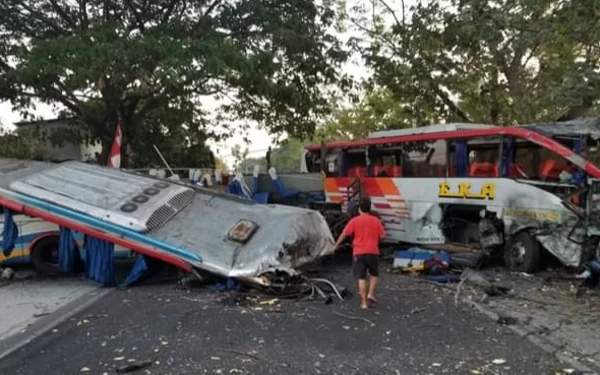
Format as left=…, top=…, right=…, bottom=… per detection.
left=391, top=166, right=402, bottom=177
left=538, top=160, right=568, bottom=180
left=469, top=162, right=498, bottom=177
left=348, top=167, right=366, bottom=178
left=372, top=165, right=402, bottom=177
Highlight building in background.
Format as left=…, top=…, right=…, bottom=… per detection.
left=14, top=117, right=101, bottom=162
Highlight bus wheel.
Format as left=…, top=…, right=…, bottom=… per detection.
left=30, top=236, right=62, bottom=276
left=504, top=231, right=541, bottom=273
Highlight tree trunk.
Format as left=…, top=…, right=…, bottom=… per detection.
left=100, top=138, right=112, bottom=166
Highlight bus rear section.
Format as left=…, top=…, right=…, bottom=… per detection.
left=305, top=120, right=600, bottom=272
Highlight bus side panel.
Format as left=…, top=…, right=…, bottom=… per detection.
left=324, top=177, right=446, bottom=244
left=1, top=215, right=136, bottom=268
left=1, top=215, right=59, bottom=266
left=324, top=177, right=580, bottom=264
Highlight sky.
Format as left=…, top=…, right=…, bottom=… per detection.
left=0, top=0, right=408, bottom=167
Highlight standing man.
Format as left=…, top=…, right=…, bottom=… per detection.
left=333, top=197, right=386, bottom=309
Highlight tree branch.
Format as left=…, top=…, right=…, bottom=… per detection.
left=433, top=85, right=472, bottom=123
left=48, top=0, right=79, bottom=29
left=160, top=0, right=179, bottom=25
left=124, top=0, right=145, bottom=31
left=78, top=0, right=89, bottom=29
left=377, top=0, right=404, bottom=29
left=556, top=96, right=596, bottom=122
left=15, top=1, right=67, bottom=35
left=202, top=0, right=222, bottom=19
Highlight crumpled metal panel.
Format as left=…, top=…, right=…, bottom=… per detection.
left=149, top=192, right=334, bottom=280
left=524, top=118, right=600, bottom=140
left=536, top=227, right=585, bottom=267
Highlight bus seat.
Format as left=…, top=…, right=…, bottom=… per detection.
left=469, top=162, right=498, bottom=177
left=539, top=160, right=567, bottom=180
left=348, top=167, right=366, bottom=178
left=391, top=166, right=402, bottom=177
left=448, top=163, right=457, bottom=177
left=373, top=165, right=395, bottom=177
left=372, top=166, right=385, bottom=177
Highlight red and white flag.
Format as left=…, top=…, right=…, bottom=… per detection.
left=107, top=121, right=123, bottom=168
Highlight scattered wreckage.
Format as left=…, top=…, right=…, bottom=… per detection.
left=0, top=159, right=334, bottom=287
left=5, top=117, right=600, bottom=291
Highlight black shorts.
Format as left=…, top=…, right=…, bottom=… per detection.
left=353, top=254, right=379, bottom=279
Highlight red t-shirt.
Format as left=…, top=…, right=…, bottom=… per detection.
left=342, top=214, right=386, bottom=255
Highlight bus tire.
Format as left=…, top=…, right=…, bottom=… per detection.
left=30, top=236, right=62, bottom=276
left=504, top=231, right=541, bottom=273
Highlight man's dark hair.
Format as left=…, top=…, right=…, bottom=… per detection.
left=359, top=197, right=372, bottom=213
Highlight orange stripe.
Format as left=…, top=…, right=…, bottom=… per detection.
left=377, top=178, right=401, bottom=196
left=325, top=178, right=340, bottom=193
left=0, top=249, right=29, bottom=261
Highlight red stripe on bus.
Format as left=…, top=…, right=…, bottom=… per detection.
left=0, top=196, right=193, bottom=272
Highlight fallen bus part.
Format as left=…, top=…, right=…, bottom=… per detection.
left=0, top=159, right=334, bottom=286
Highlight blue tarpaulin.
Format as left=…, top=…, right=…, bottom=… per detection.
left=121, top=254, right=151, bottom=287
left=272, top=179, right=300, bottom=199
left=58, top=227, right=76, bottom=273
left=85, top=235, right=115, bottom=287
left=212, top=277, right=240, bottom=292
left=1, top=209, right=18, bottom=257
left=228, top=177, right=270, bottom=204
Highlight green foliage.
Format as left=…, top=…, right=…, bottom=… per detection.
left=353, top=0, right=600, bottom=125
left=214, top=156, right=227, bottom=171
left=0, top=129, right=47, bottom=160
left=317, top=88, right=411, bottom=141
left=0, top=0, right=348, bottom=167
left=270, top=138, right=307, bottom=173
left=231, top=144, right=250, bottom=172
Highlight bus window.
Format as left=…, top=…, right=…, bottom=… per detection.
left=401, top=140, right=447, bottom=177
left=514, top=140, right=571, bottom=182
left=343, top=148, right=368, bottom=178
left=305, top=151, right=323, bottom=173
left=325, top=153, right=339, bottom=176
left=467, top=137, right=501, bottom=177
left=369, top=145, right=402, bottom=177
left=587, top=140, right=600, bottom=167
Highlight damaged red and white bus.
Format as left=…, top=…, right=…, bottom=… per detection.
left=303, top=118, right=600, bottom=272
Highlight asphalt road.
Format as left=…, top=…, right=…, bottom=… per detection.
left=0, top=272, right=99, bottom=343
left=0, top=263, right=568, bottom=375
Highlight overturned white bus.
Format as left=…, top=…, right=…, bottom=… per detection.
left=0, top=158, right=334, bottom=285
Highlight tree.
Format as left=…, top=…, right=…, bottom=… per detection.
left=231, top=144, right=249, bottom=172
left=0, top=128, right=47, bottom=160
left=270, top=138, right=307, bottom=173
left=0, top=0, right=348, bottom=166
left=317, top=88, right=411, bottom=140
left=214, top=155, right=227, bottom=171
left=352, top=0, right=600, bottom=126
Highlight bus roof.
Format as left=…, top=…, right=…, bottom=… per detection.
left=522, top=117, right=600, bottom=140
left=307, top=118, right=600, bottom=152
left=368, top=123, right=493, bottom=139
